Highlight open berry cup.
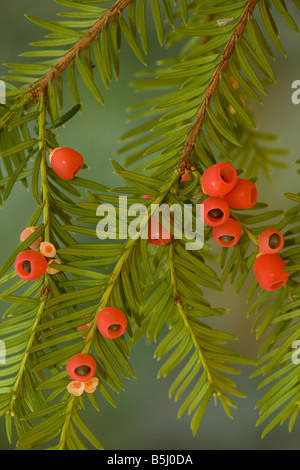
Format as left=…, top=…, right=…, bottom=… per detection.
left=66, top=354, right=97, bottom=382
left=212, top=218, right=242, bottom=247
left=201, top=162, right=238, bottom=197
left=15, top=250, right=48, bottom=281
left=97, top=307, right=127, bottom=339
left=258, top=229, right=284, bottom=255
left=201, top=197, right=230, bottom=227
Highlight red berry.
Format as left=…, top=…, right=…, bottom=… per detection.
left=181, top=169, right=200, bottom=183
left=97, top=307, right=127, bottom=339
left=15, top=250, right=48, bottom=281
left=148, top=215, right=173, bottom=246
left=258, top=229, right=284, bottom=255
left=201, top=197, right=230, bottom=227
left=66, top=353, right=97, bottom=382
left=141, top=196, right=173, bottom=245
left=78, top=314, right=93, bottom=340
left=181, top=169, right=194, bottom=182
left=253, top=254, right=289, bottom=291
left=212, top=218, right=242, bottom=247
left=201, top=162, right=238, bottom=197
left=180, top=169, right=202, bottom=198
left=224, top=178, right=257, bottom=209
left=49, top=147, right=84, bottom=180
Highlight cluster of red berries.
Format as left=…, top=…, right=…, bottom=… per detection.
left=201, top=162, right=257, bottom=248
left=14, top=147, right=84, bottom=281
left=12, top=146, right=128, bottom=397
left=201, top=163, right=288, bottom=290
left=67, top=307, right=127, bottom=396
left=146, top=162, right=288, bottom=292
left=145, top=162, right=258, bottom=248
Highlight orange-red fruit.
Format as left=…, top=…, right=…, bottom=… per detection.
left=148, top=215, right=173, bottom=246
left=201, top=162, right=238, bottom=197
left=78, top=314, right=93, bottom=340
left=49, top=147, right=84, bottom=180
left=258, top=229, right=284, bottom=255
left=181, top=169, right=194, bottom=182
left=180, top=169, right=202, bottom=198
left=66, top=354, right=97, bottom=382
left=97, top=307, right=127, bottom=339
left=20, top=227, right=43, bottom=250
left=141, top=196, right=173, bottom=245
left=224, top=178, right=257, bottom=209
left=253, top=254, right=289, bottom=291
left=212, top=218, right=242, bottom=247
left=201, top=197, right=230, bottom=227
left=15, top=250, right=48, bottom=281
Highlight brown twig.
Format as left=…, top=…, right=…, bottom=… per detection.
left=178, top=0, right=259, bottom=168
left=28, top=0, right=134, bottom=100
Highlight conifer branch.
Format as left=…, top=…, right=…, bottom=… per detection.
left=5, top=301, right=46, bottom=424
left=39, top=96, right=51, bottom=244
left=180, top=0, right=259, bottom=166
left=3, top=96, right=50, bottom=437
left=81, top=169, right=180, bottom=353
left=169, top=242, right=214, bottom=385
left=1, top=0, right=300, bottom=449
left=28, top=0, right=134, bottom=100
left=57, top=396, right=77, bottom=450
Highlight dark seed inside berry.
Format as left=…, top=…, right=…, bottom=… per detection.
left=108, top=324, right=121, bottom=332
left=22, top=261, right=32, bottom=273
left=219, top=235, right=235, bottom=243
left=268, top=233, right=280, bottom=249
left=208, top=208, right=223, bottom=219
left=74, top=365, right=91, bottom=377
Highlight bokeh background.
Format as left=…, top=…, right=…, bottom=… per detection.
left=0, top=0, right=300, bottom=450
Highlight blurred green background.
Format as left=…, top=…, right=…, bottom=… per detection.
left=0, top=0, right=300, bottom=450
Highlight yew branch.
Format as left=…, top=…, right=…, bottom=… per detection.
left=179, top=0, right=259, bottom=166
left=28, top=0, right=134, bottom=99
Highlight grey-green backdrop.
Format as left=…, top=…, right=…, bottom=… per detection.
left=0, top=0, right=300, bottom=450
